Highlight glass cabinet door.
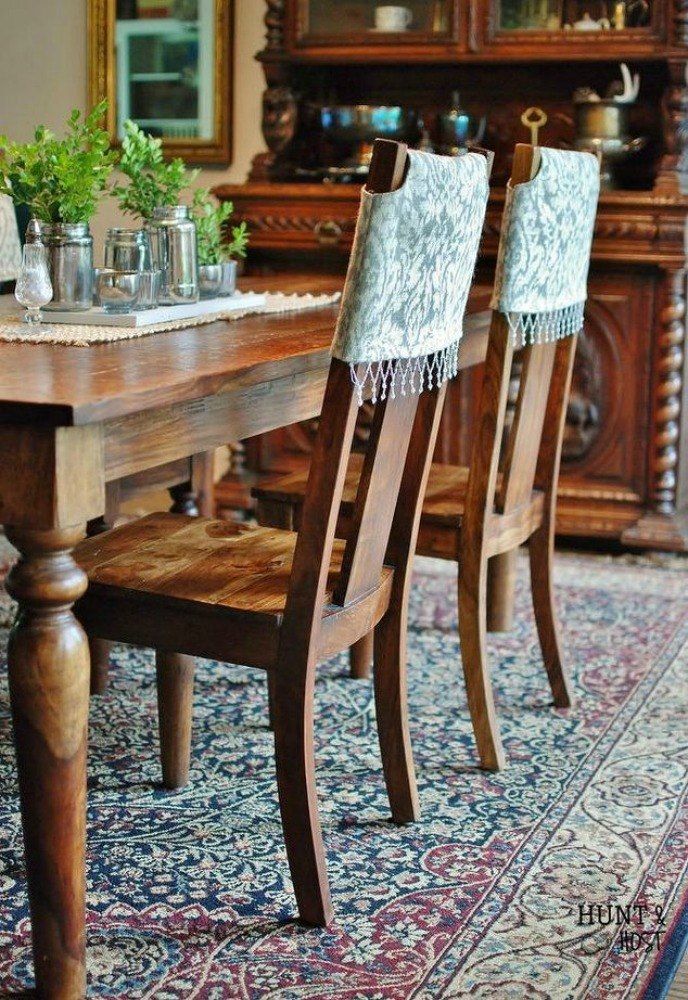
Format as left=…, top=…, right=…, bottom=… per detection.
left=496, top=0, right=653, bottom=33
left=298, top=0, right=453, bottom=40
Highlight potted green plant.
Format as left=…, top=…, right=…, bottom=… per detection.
left=113, top=122, right=200, bottom=304
left=0, top=100, right=116, bottom=311
left=192, top=188, right=249, bottom=299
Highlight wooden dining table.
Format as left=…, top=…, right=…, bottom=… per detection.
left=0, top=275, right=491, bottom=997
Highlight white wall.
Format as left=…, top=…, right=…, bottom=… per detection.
left=0, top=0, right=266, bottom=245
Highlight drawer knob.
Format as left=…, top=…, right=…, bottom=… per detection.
left=315, top=220, right=343, bottom=245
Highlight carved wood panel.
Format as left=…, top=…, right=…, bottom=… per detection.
left=558, top=270, right=654, bottom=504
left=426, top=269, right=655, bottom=507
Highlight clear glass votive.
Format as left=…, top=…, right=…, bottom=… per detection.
left=137, top=269, right=162, bottom=310
left=95, top=269, right=141, bottom=314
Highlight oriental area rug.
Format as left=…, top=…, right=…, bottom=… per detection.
left=0, top=547, right=687, bottom=998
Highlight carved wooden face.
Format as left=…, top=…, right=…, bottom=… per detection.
left=563, top=331, right=602, bottom=462
left=262, top=86, right=298, bottom=155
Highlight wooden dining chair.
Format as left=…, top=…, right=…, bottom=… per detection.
left=253, top=144, right=600, bottom=772
left=73, top=138, right=489, bottom=926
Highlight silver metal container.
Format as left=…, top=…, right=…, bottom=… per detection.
left=199, top=261, right=238, bottom=299
left=198, top=264, right=223, bottom=299
left=318, top=105, right=422, bottom=168
left=42, top=222, right=93, bottom=312
left=145, top=206, right=198, bottom=305
left=218, top=260, right=237, bottom=297
left=198, top=260, right=237, bottom=299
left=573, top=99, right=646, bottom=189
left=104, top=228, right=151, bottom=272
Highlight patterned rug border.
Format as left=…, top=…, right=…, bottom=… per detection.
left=641, top=886, right=688, bottom=999
left=413, top=619, right=688, bottom=999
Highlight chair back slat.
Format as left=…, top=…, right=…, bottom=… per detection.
left=534, top=334, right=578, bottom=494
left=334, top=386, right=420, bottom=605
left=472, top=142, right=587, bottom=524
left=462, top=312, right=515, bottom=533
left=496, top=341, right=556, bottom=514
left=281, top=359, right=360, bottom=645
left=284, top=137, right=427, bottom=627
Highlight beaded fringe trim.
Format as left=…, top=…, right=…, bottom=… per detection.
left=347, top=301, right=584, bottom=405
left=349, top=340, right=460, bottom=405
left=503, top=301, right=585, bottom=345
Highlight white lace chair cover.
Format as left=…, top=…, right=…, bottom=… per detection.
left=331, top=149, right=490, bottom=403
left=0, top=196, right=21, bottom=283
left=490, top=147, right=600, bottom=344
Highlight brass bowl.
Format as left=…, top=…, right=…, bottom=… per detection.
left=574, top=100, right=645, bottom=189
left=574, top=100, right=630, bottom=142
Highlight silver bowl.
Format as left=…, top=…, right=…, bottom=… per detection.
left=319, top=105, right=421, bottom=167
left=199, top=261, right=238, bottom=299
left=95, top=269, right=141, bottom=314
left=198, top=264, right=223, bottom=299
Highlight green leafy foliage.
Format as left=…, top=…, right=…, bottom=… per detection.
left=192, top=188, right=249, bottom=265
left=0, top=100, right=116, bottom=224
left=113, top=121, right=198, bottom=220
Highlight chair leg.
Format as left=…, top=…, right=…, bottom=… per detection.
left=374, top=611, right=420, bottom=824
left=349, top=631, right=373, bottom=679
left=87, top=514, right=115, bottom=695
left=458, top=556, right=506, bottom=771
left=267, top=670, right=276, bottom=730
left=272, top=661, right=333, bottom=927
left=89, top=637, right=111, bottom=695
left=486, top=551, right=517, bottom=632
left=156, top=652, right=195, bottom=790
left=529, top=523, right=574, bottom=709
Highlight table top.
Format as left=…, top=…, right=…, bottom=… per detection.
left=0, top=276, right=491, bottom=428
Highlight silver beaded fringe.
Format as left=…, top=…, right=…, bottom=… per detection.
left=504, top=301, right=585, bottom=346
left=349, top=341, right=461, bottom=406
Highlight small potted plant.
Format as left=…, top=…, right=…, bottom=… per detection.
left=113, top=121, right=200, bottom=304
left=192, top=188, right=249, bottom=299
left=0, top=100, right=116, bottom=311
left=112, top=120, right=197, bottom=221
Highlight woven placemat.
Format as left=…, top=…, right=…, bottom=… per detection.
left=0, top=291, right=341, bottom=346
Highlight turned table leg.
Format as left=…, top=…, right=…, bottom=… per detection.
left=6, top=524, right=90, bottom=999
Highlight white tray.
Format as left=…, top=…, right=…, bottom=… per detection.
left=41, top=292, right=266, bottom=328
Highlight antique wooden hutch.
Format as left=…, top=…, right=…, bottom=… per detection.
left=215, top=0, right=688, bottom=551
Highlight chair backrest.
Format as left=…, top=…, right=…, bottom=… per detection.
left=282, top=139, right=486, bottom=644
left=466, top=144, right=594, bottom=531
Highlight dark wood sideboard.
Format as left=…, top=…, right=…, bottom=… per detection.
left=214, top=0, right=688, bottom=552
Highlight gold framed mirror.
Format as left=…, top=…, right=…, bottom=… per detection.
left=88, top=0, right=233, bottom=165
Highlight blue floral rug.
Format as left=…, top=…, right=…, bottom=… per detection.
left=1, top=549, right=687, bottom=998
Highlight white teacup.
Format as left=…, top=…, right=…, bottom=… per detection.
left=375, top=5, right=413, bottom=30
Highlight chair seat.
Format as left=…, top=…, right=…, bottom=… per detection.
left=254, top=457, right=544, bottom=561
left=255, top=453, right=471, bottom=524
left=75, top=512, right=394, bottom=669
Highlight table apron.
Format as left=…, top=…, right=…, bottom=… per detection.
left=104, top=365, right=330, bottom=482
